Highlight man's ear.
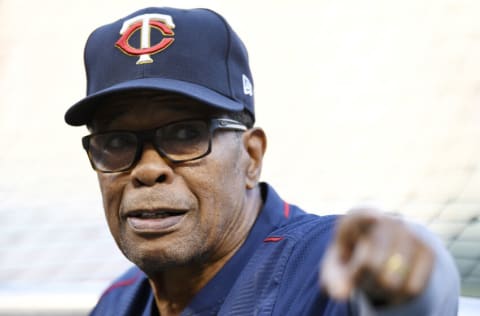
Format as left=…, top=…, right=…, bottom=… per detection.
left=243, top=128, right=267, bottom=189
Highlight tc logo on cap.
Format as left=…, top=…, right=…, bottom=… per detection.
left=116, top=13, right=175, bottom=64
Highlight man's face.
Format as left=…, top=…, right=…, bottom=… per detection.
left=90, top=92, right=253, bottom=273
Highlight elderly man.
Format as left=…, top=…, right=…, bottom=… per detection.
left=65, top=7, right=459, bottom=316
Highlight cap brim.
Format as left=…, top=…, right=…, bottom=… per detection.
left=64, top=78, right=244, bottom=126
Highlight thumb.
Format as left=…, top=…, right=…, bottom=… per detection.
left=320, top=245, right=353, bottom=300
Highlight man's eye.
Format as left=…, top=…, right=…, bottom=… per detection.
left=104, top=134, right=135, bottom=149
left=166, top=124, right=203, bottom=141
left=176, top=127, right=200, bottom=140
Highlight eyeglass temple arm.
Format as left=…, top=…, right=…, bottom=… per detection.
left=216, top=118, right=248, bottom=131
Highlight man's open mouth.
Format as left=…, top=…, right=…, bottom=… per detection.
left=125, top=209, right=188, bottom=232
left=128, top=210, right=186, bottom=219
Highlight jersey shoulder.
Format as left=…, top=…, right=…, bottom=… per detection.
left=90, top=266, right=152, bottom=316
left=278, top=205, right=339, bottom=242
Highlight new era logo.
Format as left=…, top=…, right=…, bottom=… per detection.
left=242, top=74, right=253, bottom=96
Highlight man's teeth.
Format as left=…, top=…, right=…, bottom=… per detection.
left=137, top=211, right=172, bottom=219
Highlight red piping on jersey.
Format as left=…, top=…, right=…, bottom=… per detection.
left=264, top=236, right=284, bottom=242
left=284, top=202, right=290, bottom=219
left=101, top=272, right=142, bottom=298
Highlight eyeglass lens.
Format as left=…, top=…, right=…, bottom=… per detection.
left=88, top=120, right=211, bottom=171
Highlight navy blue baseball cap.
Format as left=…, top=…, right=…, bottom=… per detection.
left=65, top=7, right=254, bottom=126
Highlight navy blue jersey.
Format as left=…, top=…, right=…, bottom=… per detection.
left=91, top=183, right=351, bottom=315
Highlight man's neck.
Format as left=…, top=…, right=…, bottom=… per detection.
left=149, top=257, right=232, bottom=316
left=148, top=186, right=263, bottom=316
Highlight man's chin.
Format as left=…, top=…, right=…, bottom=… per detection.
left=121, top=240, right=210, bottom=274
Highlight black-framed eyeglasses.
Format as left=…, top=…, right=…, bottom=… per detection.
left=82, top=118, right=247, bottom=173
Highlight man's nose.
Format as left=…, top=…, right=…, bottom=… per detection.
left=130, top=143, right=174, bottom=186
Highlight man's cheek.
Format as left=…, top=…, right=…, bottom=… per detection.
left=98, top=173, right=125, bottom=196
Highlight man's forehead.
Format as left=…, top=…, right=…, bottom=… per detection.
left=90, top=90, right=222, bottom=130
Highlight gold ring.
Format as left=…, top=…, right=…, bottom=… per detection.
left=384, top=253, right=407, bottom=277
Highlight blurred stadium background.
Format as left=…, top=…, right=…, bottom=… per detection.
left=0, top=0, right=479, bottom=314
